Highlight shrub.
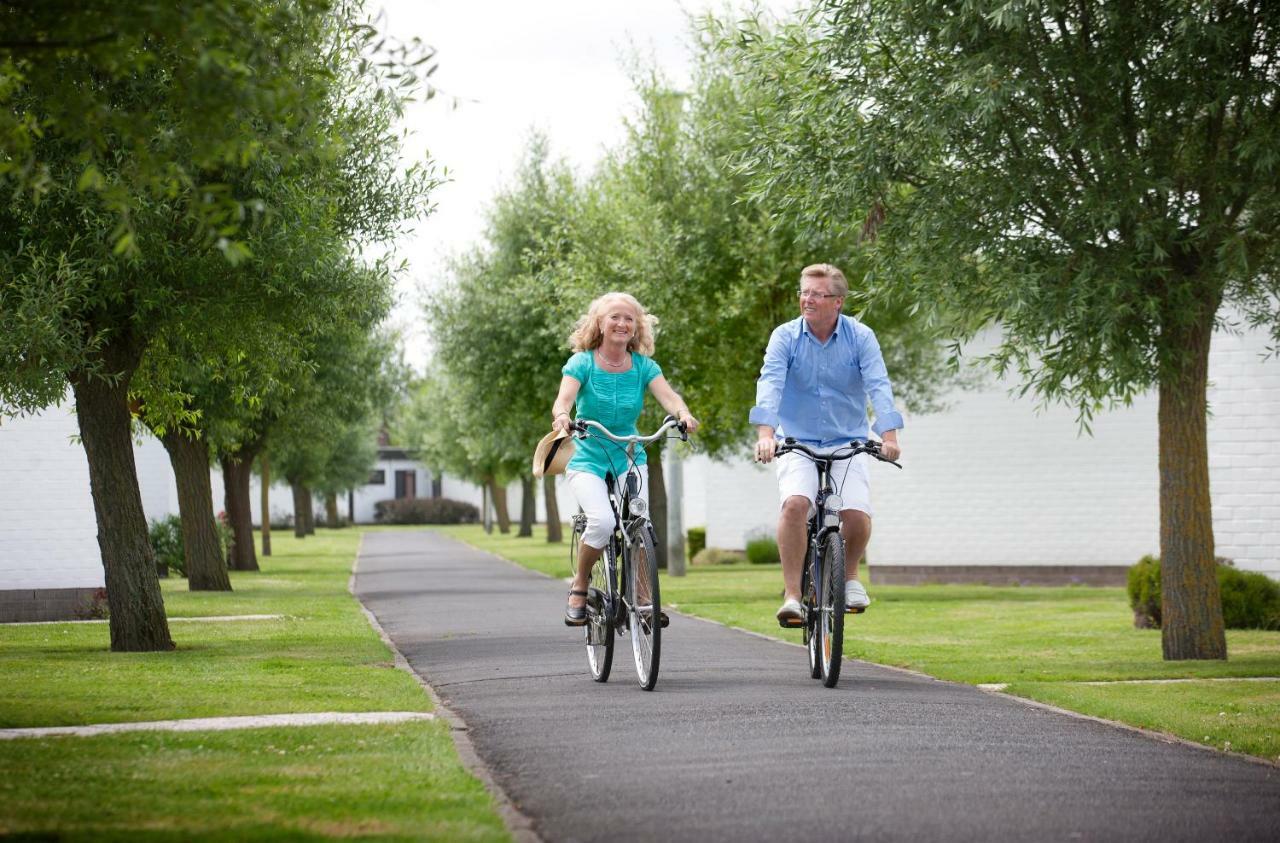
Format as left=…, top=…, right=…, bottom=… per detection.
left=1127, top=555, right=1280, bottom=630
left=746, top=536, right=781, bottom=565
left=1219, top=565, right=1280, bottom=630
left=149, top=515, right=185, bottom=577
left=691, top=547, right=746, bottom=566
left=686, top=526, right=706, bottom=558
left=1127, top=555, right=1161, bottom=628
left=374, top=497, right=479, bottom=525
left=74, top=588, right=109, bottom=620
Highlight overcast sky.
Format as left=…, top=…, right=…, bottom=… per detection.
left=375, top=1, right=800, bottom=368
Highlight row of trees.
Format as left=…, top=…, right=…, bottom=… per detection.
left=403, top=32, right=955, bottom=564
left=413, top=1, right=1278, bottom=661
left=1, top=1, right=436, bottom=650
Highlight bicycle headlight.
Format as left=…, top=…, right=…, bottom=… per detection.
left=629, top=496, right=648, bottom=518
left=823, top=495, right=842, bottom=528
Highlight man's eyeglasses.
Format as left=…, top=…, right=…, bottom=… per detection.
left=797, top=290, right=842, bottom=301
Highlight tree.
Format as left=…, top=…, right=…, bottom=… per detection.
left=423, top=138, right=584, bottom=537
left=729, top=1, right=1280, bottom=659
left=0, top=0, right=435, bottom=649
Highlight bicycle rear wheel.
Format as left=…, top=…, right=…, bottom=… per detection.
left=819, top=531, right=846, bottom=687
left=585, top=540, right=615, bottom=682
left=626, top=524, right=661, bottom=690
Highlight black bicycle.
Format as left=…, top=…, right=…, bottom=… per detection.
left=774, top=438, right=901, bottom=688
left=569, top=416, right=688, bottom=690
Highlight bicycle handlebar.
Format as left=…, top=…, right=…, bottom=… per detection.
left=774, top=437, right=902, bottom=469
left=574, top=415, right=689, bottom=444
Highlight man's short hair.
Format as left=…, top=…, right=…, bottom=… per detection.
left=800, top=263, right=848, bottom=297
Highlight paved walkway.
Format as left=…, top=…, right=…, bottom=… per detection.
left=353, top=530, right=1280, bottom=843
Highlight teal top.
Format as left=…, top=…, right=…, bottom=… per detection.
left=562, top=350, right=663, bottom=479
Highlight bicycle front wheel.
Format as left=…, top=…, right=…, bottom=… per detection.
left=585, top=541, right=615, bottom=682
left=819, top=531, right=846, bottom=687
left=626, top=524, right=661, bottom=690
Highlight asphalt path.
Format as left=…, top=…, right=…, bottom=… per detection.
left=353, top=530, right=1280, bottom=843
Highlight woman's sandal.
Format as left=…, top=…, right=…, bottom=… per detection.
left=564, top=589, right=589, bottom=626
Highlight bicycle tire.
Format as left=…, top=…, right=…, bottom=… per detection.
left=585, top=538, right=615, bottom=682
left=819, top=531, right=846, bottom=687
left=626, top=523, right=661, bottom=690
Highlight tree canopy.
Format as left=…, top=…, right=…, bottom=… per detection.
left=724, top=0, right=1280, bottom=659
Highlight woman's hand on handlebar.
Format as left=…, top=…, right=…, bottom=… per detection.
left=678, top=410, right=700, bottom=434
left=552, top=412, right=575, bottom=435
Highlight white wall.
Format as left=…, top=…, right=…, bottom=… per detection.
left=695, top=320, right=1278, bottom=580
left=1205, top=322, right=1280, bottom=576
left=4, top=315, right=1276, bottom=591
left=0, top=403, right=103, bottom=590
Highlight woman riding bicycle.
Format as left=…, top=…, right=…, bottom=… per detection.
left=550, top=292, right=699, bottom=626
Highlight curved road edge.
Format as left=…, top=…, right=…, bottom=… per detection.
left=349, top=533, right=542, bottom=843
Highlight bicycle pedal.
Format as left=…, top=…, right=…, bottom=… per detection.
left=845, top=606, right=866, bottom=615
left=778, top=617, right=806, bottom=629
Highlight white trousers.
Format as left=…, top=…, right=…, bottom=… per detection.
left=565, top=465, right=650, bottom=550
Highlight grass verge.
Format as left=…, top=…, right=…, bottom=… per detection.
left=437, top=523, right=1280, bottom=763
left=0, top=529, right=509, bottom=841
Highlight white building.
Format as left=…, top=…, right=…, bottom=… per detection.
left=3, top=318, right=1277, bottom=620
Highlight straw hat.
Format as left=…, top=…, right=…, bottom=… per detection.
left=532, top=428, right=575, bottom=478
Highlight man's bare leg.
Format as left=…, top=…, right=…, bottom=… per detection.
left=778, top=495, right=810, bottom=602
left=841, top=509, right=871, bottom=582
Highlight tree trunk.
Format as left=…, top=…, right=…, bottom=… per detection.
left=291, top=481, right=308, bottom=538
left=160, top=430, right=230, bottom=592
left=482, top=480, right=492, bottom=534
left=1158, top=298, right=1227, bottom=660
left=543, top=475, right=563, bottom=543
left=69, top=344, right=174, bottom=652
left=325, top=493, right=339, bottom=528
left=221, top=447, right=260, bottom=572
left=518, top=475, right=535, bottom=537
left=489, top=479, right=512, bottom=534
left=260, top=451, right=272, bottom=557
left=646, top=441, right=667, bottom=570
left=302, top=485, right=316, bottom=535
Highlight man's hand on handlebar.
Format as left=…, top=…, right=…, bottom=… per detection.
left=879, top=433, right=901, bottom=462
left=754, top=426, right=778, bottom=463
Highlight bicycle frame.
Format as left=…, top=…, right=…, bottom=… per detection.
left=577, top=418, right=682, bottom=626
left=573, top=416, right=687, bottom=690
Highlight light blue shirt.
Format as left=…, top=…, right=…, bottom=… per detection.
left=749, top=314, right=904, bottom=447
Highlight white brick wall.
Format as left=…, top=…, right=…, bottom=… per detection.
left=4, top=316, right=1276, bottom=589
left=0, top=402, right=103, bottom=590
left=1206, top=322, right=1280, bottom=577
left=695, top=320, right=1278, bottom=580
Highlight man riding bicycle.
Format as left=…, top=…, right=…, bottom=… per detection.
left=750, top=264, right=903, bottom=624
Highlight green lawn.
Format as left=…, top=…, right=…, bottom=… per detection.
left=438, top=523, right=1280, bottom=763
left=0, top=529, right=509, bottom=841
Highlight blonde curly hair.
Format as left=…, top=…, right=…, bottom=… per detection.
left=569, top=292, right=658, bottom=355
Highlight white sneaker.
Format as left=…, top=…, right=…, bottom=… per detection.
left=845, top=580, right=870, bottom=611
left=775, top=598, right=803, bottom=622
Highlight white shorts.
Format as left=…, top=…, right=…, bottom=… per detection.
left=565, top=465, right=650, bottom=550
left=775, top=450, right=872, bottom=518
